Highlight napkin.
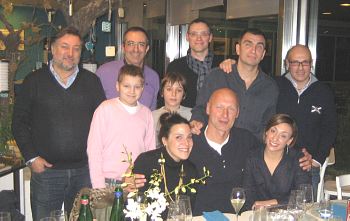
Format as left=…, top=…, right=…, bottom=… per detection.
left=203, top=210, right=229, bottom=221
left=332, top=203, right=346, bottom=220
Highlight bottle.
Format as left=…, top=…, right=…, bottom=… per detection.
left=78, top=194, right=93, bottom=221
left=110, top=185, right=124, bottom=221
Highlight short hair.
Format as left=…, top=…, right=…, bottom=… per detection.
left=188, top=18, right=211, bottom=33
left=123, top=26, right=149, bottom=45
left=158, top=112, right=190, bottom=145
left=52, top=26, right=83, bottom=45
left=117, top=64, right=144, bottom=84
left=285, top=44, right=312, bottom=61
left=264, top=114, right=298, bottom=147
left=238, top=28, right=266, bottom=46
left=160, top=72, right=187, bottom=98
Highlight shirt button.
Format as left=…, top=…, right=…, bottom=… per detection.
left=223, top=165, right=226, bottom=168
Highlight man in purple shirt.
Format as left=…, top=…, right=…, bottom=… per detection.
left=96, top=27, right=159, bottom=110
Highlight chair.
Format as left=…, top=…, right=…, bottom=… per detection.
left=336, top=174, right=350, bottom=200
left=319, top=148, right=336, bottom=201
left=316, top=157, right=329, bottom=202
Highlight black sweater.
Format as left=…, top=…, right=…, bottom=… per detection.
left=275, top=76, right=337, bottom=164
left=12, top=67, right=106, bottom=169
left=189, top=127, right=260, bottom=215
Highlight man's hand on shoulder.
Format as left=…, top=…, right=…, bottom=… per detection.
left=190, top=120, right=203, bottom=135
left=30, top=156, right=53, bottom=173
left=299, top=148, right=312, bottom=171
left=219, top=59, right=236, bottom=74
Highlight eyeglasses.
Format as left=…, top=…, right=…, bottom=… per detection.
left=288, top=60, right=311, bottom=67
left=125, top=41, right=147, bottom=48
left=188, top=31, right=211, bottom=38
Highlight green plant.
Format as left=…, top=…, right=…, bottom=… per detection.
left=0, top=102, right=14, bottom=152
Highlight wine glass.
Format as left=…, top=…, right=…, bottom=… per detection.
left=318, top=199, right=333, bottom=219
left=0, top=212, right=11, bottom=221
left=50, top=209, right=68, bottom=221
left=167, top=201, right=180, bottom=221
left=177, top=195, right=192, bottom=221
left=298, top=184, right=314, bottom=212
left=230, top=187, right=246, bottom=221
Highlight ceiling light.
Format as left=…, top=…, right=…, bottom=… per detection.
left=340, top=3, right=350, bottom=6
left=322, top=12, right=332, bottom=15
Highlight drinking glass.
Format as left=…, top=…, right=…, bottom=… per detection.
left=318, top=199, right=333, bottom=219
left=167, top=201, right=181, bottom=221
left=50, top=210, right=68, bottom=221
left=0, top=212, right=11, bottom=221
left=266, top=204, right=294, bottom=221
left=287, top=190, right=304, bottom=220
left=252, top=206, right=267, bottom=221
left=298, top=184, right=314, bottom=211
left=39, top=218, right=56, bottom=221
left=177, top=195, right=192, bottom=221
left=230, top=187, right=246, bottom=221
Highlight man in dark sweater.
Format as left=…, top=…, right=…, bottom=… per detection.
left=12, top=26, right=105, bottom=220
left=276, top=44, right=337, bottom=197
left=166, top=18, right=221, bottom=107
left=189, top=88, right=260, bottom=215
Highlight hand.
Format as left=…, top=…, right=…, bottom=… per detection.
left=190, top=120, right=203, bottom=135
left=123, top=173, right=146, bottom=193
left=219, top=59, right=236, bottom=73
left=30, top=156, right=53, bottom=173
left=299, top=148, right=312, bottom=171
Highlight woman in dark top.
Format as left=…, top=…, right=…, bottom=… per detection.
left=133, top=112, right=198, bottom=216
left=243, top=114, right=311, bottom=210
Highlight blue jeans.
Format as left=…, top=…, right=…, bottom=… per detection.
left=311, top=166, right=321, bottom=201
left=30, top=165, right=91, bottom=221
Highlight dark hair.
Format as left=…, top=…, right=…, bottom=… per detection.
left=52, top=26, right=83, bottom=45
left=123, top=26, right=149, bottom=45
left=188, top=18, right=211, bottom=33
left=160, top=72, right=187, bottom=98
left=264, top=114, right=298, bottom=147
left=158, top=112, right=190, bottom=145
left=238, top=28, right=266, bottom=46
left=118, top=64, right=145, bottom=84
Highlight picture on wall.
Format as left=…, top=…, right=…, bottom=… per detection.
left=211, top=37, right=229, bottom=55
left=0, top=29, right=25, bottom=51
left=231, top=38, right=239, bottom=55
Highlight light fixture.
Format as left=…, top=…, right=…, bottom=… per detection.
left=340, top=3, right=350, bottom=6
left=322, top=12, right=332, bottom=15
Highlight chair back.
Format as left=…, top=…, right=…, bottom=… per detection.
left=317, top=157, right=329, bottom=202
left=328, top=148, right=335, bottom=166
left=336, top=174, right=350, bottom=200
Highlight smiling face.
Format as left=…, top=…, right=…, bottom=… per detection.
left=206, top=88, right=240, bottom=134
left=162, top=123, right=193, bottom=162
left=286, top=45, right=312, bottom=88
left=123, top=31, right=149, bottom=67
left=116, top=75, right=144, bottom=106
left=163, top=81, right=185, bottom=110
left=265, top=123, right=294, bottom=153
left=51, top=34, right=82, bottom=73
left=186, top=22, right=212, bottom=55
left=236, top=32, right=266, bottom=67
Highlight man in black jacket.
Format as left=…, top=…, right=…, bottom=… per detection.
left=12, top=26, right=105, bottom=220
left=276, top=44, right=337, bottom=197
left=166, top=19, right=221, bottom=107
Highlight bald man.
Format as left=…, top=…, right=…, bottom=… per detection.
left=276, top=44, right=337, bottom=196
left=189, top=88, right=260, bottom=215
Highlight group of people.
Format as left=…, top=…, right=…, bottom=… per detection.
left=12, top=17, right=336, bottom=221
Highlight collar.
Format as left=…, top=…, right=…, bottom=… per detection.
left=160, top=147, right=183, bottom=168
left=117, top=97, right=140, bottom=114
left=204, top=126, right=229, bottom=155
left=285, top=72, right=318, bottom=95
left=49, top=60, right=79, bottom=89
left=187, top=48, right=214, bottom=62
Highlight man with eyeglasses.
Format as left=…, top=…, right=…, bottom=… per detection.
left=276, top=44, right=337, bottom=196
left=96, top=26, right=159, bottom=110
left=166, top=19, right=221, bottom=108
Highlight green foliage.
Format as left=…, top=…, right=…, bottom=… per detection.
left=0, top=103, right=14, bottom=151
